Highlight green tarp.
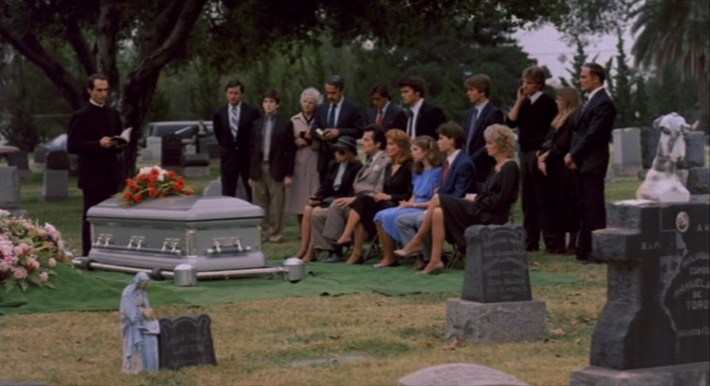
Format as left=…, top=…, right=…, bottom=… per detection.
left=0, top=263, right=579, bottom=315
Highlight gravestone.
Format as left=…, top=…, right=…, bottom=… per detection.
left=142, top=136, right=162, bottom=163
left=202, top=179, right=223, bottom=197
left=687, top=167, right=709, bottom=195
left=0, top=166, right=21, bottom=209
left=5, top=151, right=31, bottom=181
left=571, top=199, right=709, bottom=386
left=684, top=131, right=706, bottom=168
left=640, top=126, right=659, bottom=170
left=42, top=152, right=69, bottom=201
left=612, top=128, right=642, bottom=177
left=446, top=225, right=546, bottom=344
left=399, top=363, right=529, bottom=386
left=182, top=153, right=210, bottom=178
left=158, top=314, right=217, bottom=370
left=161, top=135, right=183, bottom=173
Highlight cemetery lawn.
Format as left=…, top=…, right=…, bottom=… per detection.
left=0, top=165, right=641, bottom=386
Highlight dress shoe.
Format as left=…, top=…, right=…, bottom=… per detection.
left=372, top=261, right=400, bottom=268
left=394, top=248, right=423, bottom=258
left=417, top=262, right=444, bottom=275
left=323, top=254, right=344, bottom=263
left=332, top=240, right=352, bottom=249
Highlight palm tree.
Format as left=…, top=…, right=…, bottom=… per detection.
left=631, top=0, right=709, bottom=130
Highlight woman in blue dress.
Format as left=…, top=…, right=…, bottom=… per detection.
left=373, top=135, right=443, bottom=268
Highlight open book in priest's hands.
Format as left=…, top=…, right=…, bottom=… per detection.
left=109, top=127, right=132, bottom=145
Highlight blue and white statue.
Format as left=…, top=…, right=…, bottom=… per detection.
left=120, top=272, right=151, bottom=374
left=140, top=307, right=161, bottom=372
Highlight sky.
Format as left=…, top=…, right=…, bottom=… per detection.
left=514, top=24, right=635, bottom=86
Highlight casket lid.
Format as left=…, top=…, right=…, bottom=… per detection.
left=87, top=196, right=263, bottom=222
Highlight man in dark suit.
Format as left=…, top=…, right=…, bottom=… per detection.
left=367, top=82, right=403, bottom=130
left=67, top=74, right=124, bottom=257
left=462, top=74, right=505, bottom=185
left=212, top=79, right=262, bottom=201
left=564, top=63, right=617, bottom=264
left=313, top=75, right=365, bottom=184
left=249, top=90, right=296, bottom=243
left=395, top=122, right=475, bottom=268
left=391, top=76, right=447, bottom=138
left=506, top=66, right=559, bottom=252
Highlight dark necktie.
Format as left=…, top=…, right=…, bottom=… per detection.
left=442, top=160, right=450, bottom=184
left=465, top=107, right=479, bottom=150
left=327, top=103, right=337, bottom=127
left=376, top=109, right=384, bottom=127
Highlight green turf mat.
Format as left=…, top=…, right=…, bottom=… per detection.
left=0, top=262, right=579, bottom=315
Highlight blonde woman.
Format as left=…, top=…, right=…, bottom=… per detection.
left=396, top=125, right=519, bottom=274
left=536, top=87, right=582, bottom=254
left=286, top=87, right=323, bottom=231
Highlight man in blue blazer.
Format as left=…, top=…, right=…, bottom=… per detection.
left=564, top=63, right=617, bottom=264
left=313, top=75, right=365, bottom=184
left=367, top=82, right=403, bottom=130
left=212, top=80, right=262, bottom=201
left=395, top=122, right=475, bottom=268
left=390, top=76, right=447, bottom=138
left=462, top=74, right=505, bottom=185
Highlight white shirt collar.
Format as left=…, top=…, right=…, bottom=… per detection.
left=587, top=86, right=605, bottom=101
left=89, top=99, right=105, bottom=107
left=447, top=149, right=461, bottom=165
left=529, top=91, right=543, bottom=104
left=475, top=100, right=489, bottom=112
left=410, top=98, right=424, bottom=115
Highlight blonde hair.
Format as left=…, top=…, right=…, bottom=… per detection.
left=483, top=124, right=516, bottom=159
left=385, top=129, right=412, bottom=165
left=412, top=135, right=444, bottom=174
left=551, top=87, right=582, bottom=130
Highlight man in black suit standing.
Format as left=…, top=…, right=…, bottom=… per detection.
left=313, top=75, right=365, bottom=184
left=564, top=63, right=617, bottom=264
left=212, top=80, right=262, bottom=201
left=391, top=76, right=447, bottom=138
left=67, top=74, right=124, bottom=257
left=249, top=90, right=296, bottom=243
left=506, top=66, right=558, bottom=253
left=462, top=74, right=504, bottom=185
left=367, top=82, right=403, bottom=130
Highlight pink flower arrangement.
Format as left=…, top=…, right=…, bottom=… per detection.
left=0, top=210, right=72, bottom=293
left=119, top=166, right=194, bottom=206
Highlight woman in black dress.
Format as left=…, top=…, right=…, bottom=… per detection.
left=537, top=87, right=582, bottom=254
left=334, top=129, right=413, bottom=264
left=396, top=124, right=519, bottom=274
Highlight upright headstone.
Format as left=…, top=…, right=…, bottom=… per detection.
left=158, top=314, right=217, bottom=370
left=684, top=131, right=706, bottom=168
left=202, top=179, right=223, bottom=197
left=687, top=167, right=710, bottom=195
left=142, top=136, right=162, bottom=163
left=446, top=224, right=546, bottom=344
left=0, top=166, right=21, bottom=209
left=5, top=151, right=31, bottom=181
left=181, top=153, right=210, bottom=178
left=161, top=135, right=183, bottom=173
left=571, top=199, right=710, bottom=386
left=42, top=152, right=69, bottom=201
left=612, top=128, right=642, bottom=177
left=399, top=363, right=529, bottom=386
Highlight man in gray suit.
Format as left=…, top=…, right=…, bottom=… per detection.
left=311, top=125, right=390, bottom=262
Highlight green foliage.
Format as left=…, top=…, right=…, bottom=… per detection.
left=607, top=28, right=635, bottom=127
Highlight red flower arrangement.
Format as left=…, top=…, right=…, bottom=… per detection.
left=119, top=166, right=194, bottom=206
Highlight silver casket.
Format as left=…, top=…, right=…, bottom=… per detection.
left=87, top=196, right=265, bottom=272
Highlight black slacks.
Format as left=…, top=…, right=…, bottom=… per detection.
left=81, top=185, right=117, bottom=257
left=575, top=172, right=607, bottom=262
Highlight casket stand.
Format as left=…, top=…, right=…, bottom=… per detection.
left=72, top=196, right=304, bottom=282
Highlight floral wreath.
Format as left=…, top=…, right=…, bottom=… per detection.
left=120, top=166, right=194, bottom=206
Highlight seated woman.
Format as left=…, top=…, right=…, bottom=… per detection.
left=334, top=129, right=413, bottom=264
left=372, top=135, right=444, bottom=268
left=396, top=124, right=519, bottom=274
left=294, top=136, right=362, bottom=261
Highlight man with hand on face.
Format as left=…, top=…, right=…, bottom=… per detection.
left=367, top=82, right=403, bottom=130
left=213, top=80, right=262, bottom=202
left=249, top=90, right=296, bottom=244
left=313, top=75, right=365, bottom=184
left=391, top=76, right=447, bottom=139
left=506, top=66, right=558, bottom=253
left=67, top=74, right=125, bottom=257
left=564, top=62, right=617, bottom=264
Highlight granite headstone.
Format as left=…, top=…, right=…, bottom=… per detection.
left=398, top=363, right=529, bottom=386
left=5, top=151, right=31, bottom=180
left=612, top=128, right=642, bottom=176
left=571, top=199, right=709, bottom=385
left=686, top=167, right=709, bottom=195
left=202, top=179, right=222, bottom=197
left=446, top=224, right=546, bottom=344
left=640, top=126, right=659, bottom=170
left=158, top=314, right=217, bottom=370
left=0, top=166, right=21, bottom=209
left=684, top=131, right=706, bottom=168
left=161, top=134, right=182, bottom=173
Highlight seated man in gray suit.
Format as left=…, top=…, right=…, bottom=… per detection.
left=311, top=125, right=390, bottom=262
left=394, top=122, right=476, bottom=269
